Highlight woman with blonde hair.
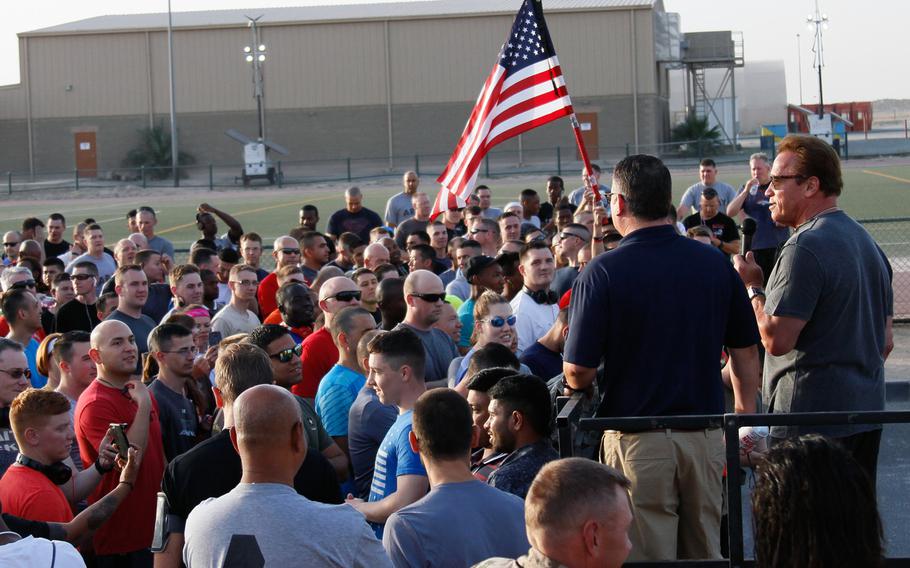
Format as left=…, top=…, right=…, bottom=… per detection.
left=447, top=291, right=529, bottom=392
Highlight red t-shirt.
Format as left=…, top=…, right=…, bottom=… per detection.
left=256, top=272, right=280, bottom=322
left=291, top=327, right=337, bottom=399
left=75, top=380, right=166, bottom=555
left=263, top=310, right=314, bottom=343
left=0, top=464, right=73, bottom=522
left=0, top=316, right=45, bottom=342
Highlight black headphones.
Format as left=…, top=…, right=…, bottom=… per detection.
left=524, top=287, right=558, bottom=305
left=16, top=453, right=73, bottom=486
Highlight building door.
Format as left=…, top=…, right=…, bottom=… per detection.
left=576, top=112, right=599, bottom=161
left=74, top=132, right=97, bottom=178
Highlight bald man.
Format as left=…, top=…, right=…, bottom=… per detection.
left=326, top=186, right=384, bottom=243
left=476, top=458, right=633, bottom=568
left=393, top=270, right=458, bottom=388
left=183, top=385, right=390, bottom=567
left=293, top=276, right=362, bottom=401
left=363, top=242, right=391, bottom=272
left=74, top=320, right=166, bottom=563
left=257, top=235, right=302, bottom=319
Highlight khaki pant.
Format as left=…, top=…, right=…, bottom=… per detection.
left=600, top=428, right=724, bottom=561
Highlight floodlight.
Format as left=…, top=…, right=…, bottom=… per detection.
left=245, top=55, right=254, bottom=63
left=259, top=44, right=266, bottom=52
left=244, top=46, right=252, bottom=53
left=258, top=54, right=266, bottom=62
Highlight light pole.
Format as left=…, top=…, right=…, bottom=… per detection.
left=807, top=0, right=829, bottom=118
left=167, top=0, right=179, bottom=186
left=796, top=33, right=803, bottom=106
left=244, top=17, right=267, bottom=141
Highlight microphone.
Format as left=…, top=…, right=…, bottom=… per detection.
left=741, top=218, right=757, bottom=256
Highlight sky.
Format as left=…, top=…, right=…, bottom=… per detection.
left=1, top=0, right=906, bottom=103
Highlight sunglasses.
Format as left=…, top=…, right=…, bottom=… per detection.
left=269, top=343, right=303, bottom=363
left=279, top=248, right=301, bottom=255
left=470, top=229, right=490, bottom=235
left=481, top=315, right=517, bottom=328
left=0, top=368, right=32, bottom=380
left=231, top=280, right=258, bottom=287
left=410, top=292, right=446, bottom=303
left=10, top=279, right=36, bottom=290
left=72, top=274, right=96, bottom=281
left=328, top=290, right=362, bottom=302
left=768, top=174, right=807, bottom=186
left=3, top=242, right=18, bottom=247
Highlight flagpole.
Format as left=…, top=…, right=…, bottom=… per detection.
left=568, top=113, right=601, bottom=202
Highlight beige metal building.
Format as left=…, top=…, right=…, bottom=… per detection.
left=0, top=0, right=675, bottom=175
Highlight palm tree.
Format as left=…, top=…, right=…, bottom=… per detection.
left=122, top=123, right=195, bottom=180
left=671, top=116, right=722, bottom=156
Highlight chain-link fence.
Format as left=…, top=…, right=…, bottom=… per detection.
left=858, top=218, right=910, bottom=322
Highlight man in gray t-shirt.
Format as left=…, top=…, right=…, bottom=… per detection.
left=676, top=159, right=737, bottom=219
left=385, top=171, right=419, bottom=228
left=734, top=136, right=893, bottom=483
left=184, top=384, right=390, bottom=568
left=383, top=389, right=528, bottom=568
left=395, top=270, right=459, bottom=388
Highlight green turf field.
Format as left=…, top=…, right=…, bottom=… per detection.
left=1, top=163, right=909, bottom=249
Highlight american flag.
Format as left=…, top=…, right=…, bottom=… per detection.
left=432, top=0, right=574, bottom=218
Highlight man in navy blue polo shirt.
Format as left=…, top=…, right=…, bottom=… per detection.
left=563, top=154, right=761, bottom=563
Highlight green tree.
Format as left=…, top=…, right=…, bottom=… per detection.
left=671, top=116, right=722, bottom=156
left=122, top=123, right=195, bottom=180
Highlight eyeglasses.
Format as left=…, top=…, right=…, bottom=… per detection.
left=9, top=279, right=36, bottom=290
left=481, top=315, right=517, bottom=328
left=0, top=368, right=31, bottom=380
left=160, top=346, right=199, bottom=357
left=231, top=280, right=258, bottom=287
left=72, top=274, right=96, bottom=281
left=603, top=191, right=624, bottom=200
left=410, top=292, right=446, bottom=303
left=769, top=174, right=807, bottom=186
left=327, top=290, right=361, bottom=302
left=269, top=343, right=303, bottom=363
left=279, top=248, right=301, bottom=255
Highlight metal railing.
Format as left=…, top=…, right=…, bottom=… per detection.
left=555, top=398, right=910, bottom=567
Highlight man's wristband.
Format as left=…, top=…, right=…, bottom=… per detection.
left=95, top=457, right=114, bottom=475
left=593, top=236, right=604, bottom=242
left=747, top=286, right=766, bottom=301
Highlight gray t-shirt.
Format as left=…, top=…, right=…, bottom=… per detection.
left=147, top=235, right=175, bottom=260
left=383, top=480, right=529, bottom=568
left=184, top=482, right=391, bottom=568
left=678, top=182, right=738, bottom=214
left=393, top=323, right=458, bottom=384
left=106, top=310, right=157, bottom=356
left=385, top=192, right=415, bottom=227
left=764, top=211, right=893, bottom=438
left=66, top=252, right=117, bottom=294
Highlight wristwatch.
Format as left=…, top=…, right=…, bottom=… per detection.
left=747, top=286, right=765, bottom=301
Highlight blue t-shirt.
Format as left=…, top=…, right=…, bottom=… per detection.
left=741, top=182, right=790, bottom=250
left=519, top=341, right=563, bottom=381
left=24, top=338, right=47, bottom=389
left=315, top=364, right=366, bottom=437
left=368, top=410, right=426, bottom=537
left=348, top=386, right=397, bottom=499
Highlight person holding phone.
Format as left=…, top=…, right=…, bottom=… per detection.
left=75, top=320, right=166, bottom=565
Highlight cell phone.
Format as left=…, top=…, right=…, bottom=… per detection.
left=108, top=422, right=130, bottom=459
left=208, top=331, right=223, bottom=347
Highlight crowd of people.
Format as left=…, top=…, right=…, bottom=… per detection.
left=0, top=134, right=894, bottom=567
